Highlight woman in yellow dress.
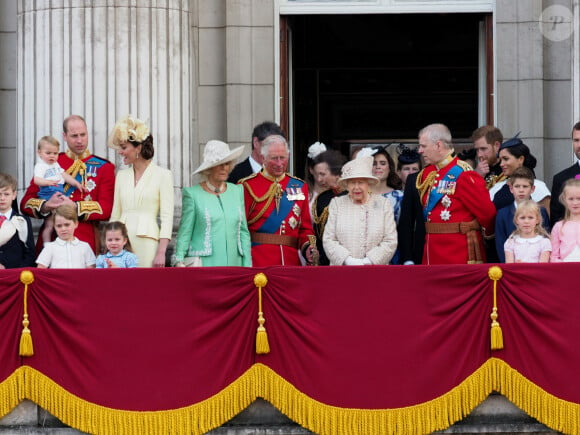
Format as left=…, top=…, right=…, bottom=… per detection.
left=108, top=116, right=174, bottom=267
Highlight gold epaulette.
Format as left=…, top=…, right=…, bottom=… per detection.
left=77, top=201, right=103, bottom=221
left=24, top=198, right=45, bottom=216
left=457, top=160, right=473, bottom=171
left=238, top=171, right=259, bottom=184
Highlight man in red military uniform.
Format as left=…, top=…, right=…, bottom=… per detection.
left=241, top=134, right=315, bottom=266
left=21, top=115, right=115, bottom=254
left=412, top=123, right=496, bottom=264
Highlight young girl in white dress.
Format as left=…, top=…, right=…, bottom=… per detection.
left=504, top=199, right=551, bottom=263
left=551, top=178, right=580, bottom=262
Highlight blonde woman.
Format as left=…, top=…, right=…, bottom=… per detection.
left=109, top=115, right=174, bottom=267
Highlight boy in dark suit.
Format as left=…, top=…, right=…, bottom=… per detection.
left=0, top=173, right=36, bottom=269
left=495, top=167, right=550, bottom=263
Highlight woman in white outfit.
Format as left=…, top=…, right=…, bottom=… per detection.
left=323, top=155, right=398, bottom=266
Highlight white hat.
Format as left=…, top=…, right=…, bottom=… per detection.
left=337, top=155, right=379, bottom=189
left=193, top=140, right=245, bottom=175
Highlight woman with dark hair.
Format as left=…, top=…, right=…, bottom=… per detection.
left=311, top=149, right=348, bottom=265
left=109, top=115, right=174, bottom=267
left=371, top=147, right=404, bottom=223
left=489, top=135, right=551, bottom=212
left=306, top=141, right=327, bottom=209
left=396, top=144, right=422, bottom=189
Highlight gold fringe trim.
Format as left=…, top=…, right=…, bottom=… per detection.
left=21, top=365, right=258, bottom=435
left=0, top=360, right=576, bottom=434
left=0, top=369, right=26, bottom=419
left=19, top=270, right=35, bottom=357
left=254, top=273, right=270, bottom=354
left=258, top=360, right=580, bottom=435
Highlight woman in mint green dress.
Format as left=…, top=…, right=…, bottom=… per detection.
left=173, top=140, right=251, bottom=267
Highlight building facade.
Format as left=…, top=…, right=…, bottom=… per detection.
left=0, top=0, right=577, bottom=206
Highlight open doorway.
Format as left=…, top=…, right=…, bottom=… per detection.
left=282, top=13, right=492, bottom=178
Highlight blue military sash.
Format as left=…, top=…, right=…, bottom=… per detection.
left=254, top=178, right=304, bottom=240
left=423, top=164, right=464, bottom=220
left=65, top=156, right=107, bottom=196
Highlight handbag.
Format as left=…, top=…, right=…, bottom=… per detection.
left=183, top=256, right=202, bottom=267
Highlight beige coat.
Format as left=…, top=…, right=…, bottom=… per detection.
left=111, top=163, right=174, bottom=267
left=323, top=194, right=397, bottom=265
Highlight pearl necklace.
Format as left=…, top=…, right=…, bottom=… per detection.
left=206, top=180, right=225, bottom=194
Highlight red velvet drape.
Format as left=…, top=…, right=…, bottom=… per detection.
left=0, top=263, right=579, bottom=413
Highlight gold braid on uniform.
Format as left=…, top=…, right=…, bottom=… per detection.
left=63, top=150, right=88, bottom=194
left=486, top=173, right=507, bottom=190
left=316, top=207, right=330, bottom=238
left=415, top=169, right=438, bottom=204
left=243, top=178, right=284, bottom=226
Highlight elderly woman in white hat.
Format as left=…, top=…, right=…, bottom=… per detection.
left=173, top=140, right=251, bottom=267
left=323, top=154, right=398, bottom=265
left=109, top=115, right=174, bottom=267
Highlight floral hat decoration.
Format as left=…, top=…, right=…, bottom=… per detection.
left=307, top=141, right=327, bottom=160
left=108, top=115, right=151, bottom=149
left=193, top=140, right=245, bottom=175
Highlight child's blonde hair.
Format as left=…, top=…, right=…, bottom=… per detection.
left=102, top=221, right=133, bottom=253
left=559, top=178, right=580, bottom=223
left=54, top=204, right=78, bottom=223
left=38, top=136, right=60, bottom=150
left=511, top=199, right=549, bottom=238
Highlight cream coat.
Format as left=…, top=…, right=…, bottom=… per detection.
left=111, top=163, right=174, bottom=267
left=323, top=194, right=397, bottom=265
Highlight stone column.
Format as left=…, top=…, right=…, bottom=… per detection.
left=17, top=0, right=191, bottom=189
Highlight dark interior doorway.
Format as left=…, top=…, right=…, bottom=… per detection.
left=287, top=13, right=490, bottom=178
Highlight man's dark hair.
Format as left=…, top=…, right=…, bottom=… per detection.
left=252, top=121, right=285, bottom=142
left=471, top=125, right=503, bottom=145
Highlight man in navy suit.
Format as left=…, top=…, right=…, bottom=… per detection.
left=0, top=173, right=35, bottom=269
left=397, top=171, right=426, bottom=265
left=550, top=122, right=580, bottom=226
left=228, top=121, right=286, bottom=183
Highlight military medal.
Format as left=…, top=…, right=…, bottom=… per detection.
left=286, top=185, right=305, bottom=201
left=86, top=164, right=97, bottom=178
left=441, top=195, right=452, bottom=208
left=440, top=195, right=452, bottom=221
left=292, top=204, right=301, bottom=217
left=288, top=216, right=298, bottom=229
left=86, top=179, right=96, bottom=192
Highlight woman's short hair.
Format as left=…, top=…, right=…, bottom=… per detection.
left=313, top=149, right=347, bottom=176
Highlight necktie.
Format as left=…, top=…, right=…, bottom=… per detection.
left=0, top=215, right=6, bottom=227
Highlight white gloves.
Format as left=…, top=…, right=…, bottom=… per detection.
left=344, top=256, right=372, bottom=266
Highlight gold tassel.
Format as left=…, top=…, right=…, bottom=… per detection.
left=19, top=270, right=35, bottom=357
left=254, top=273, right=270, bottom=354
left=488, top=266, right=504, bottom=350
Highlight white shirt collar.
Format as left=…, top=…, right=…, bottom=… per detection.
left=54, top=237, right=80, bottom=246
left=249, top=155, right=262, bottom=174
left=0, top=210, right=12, bottom=219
